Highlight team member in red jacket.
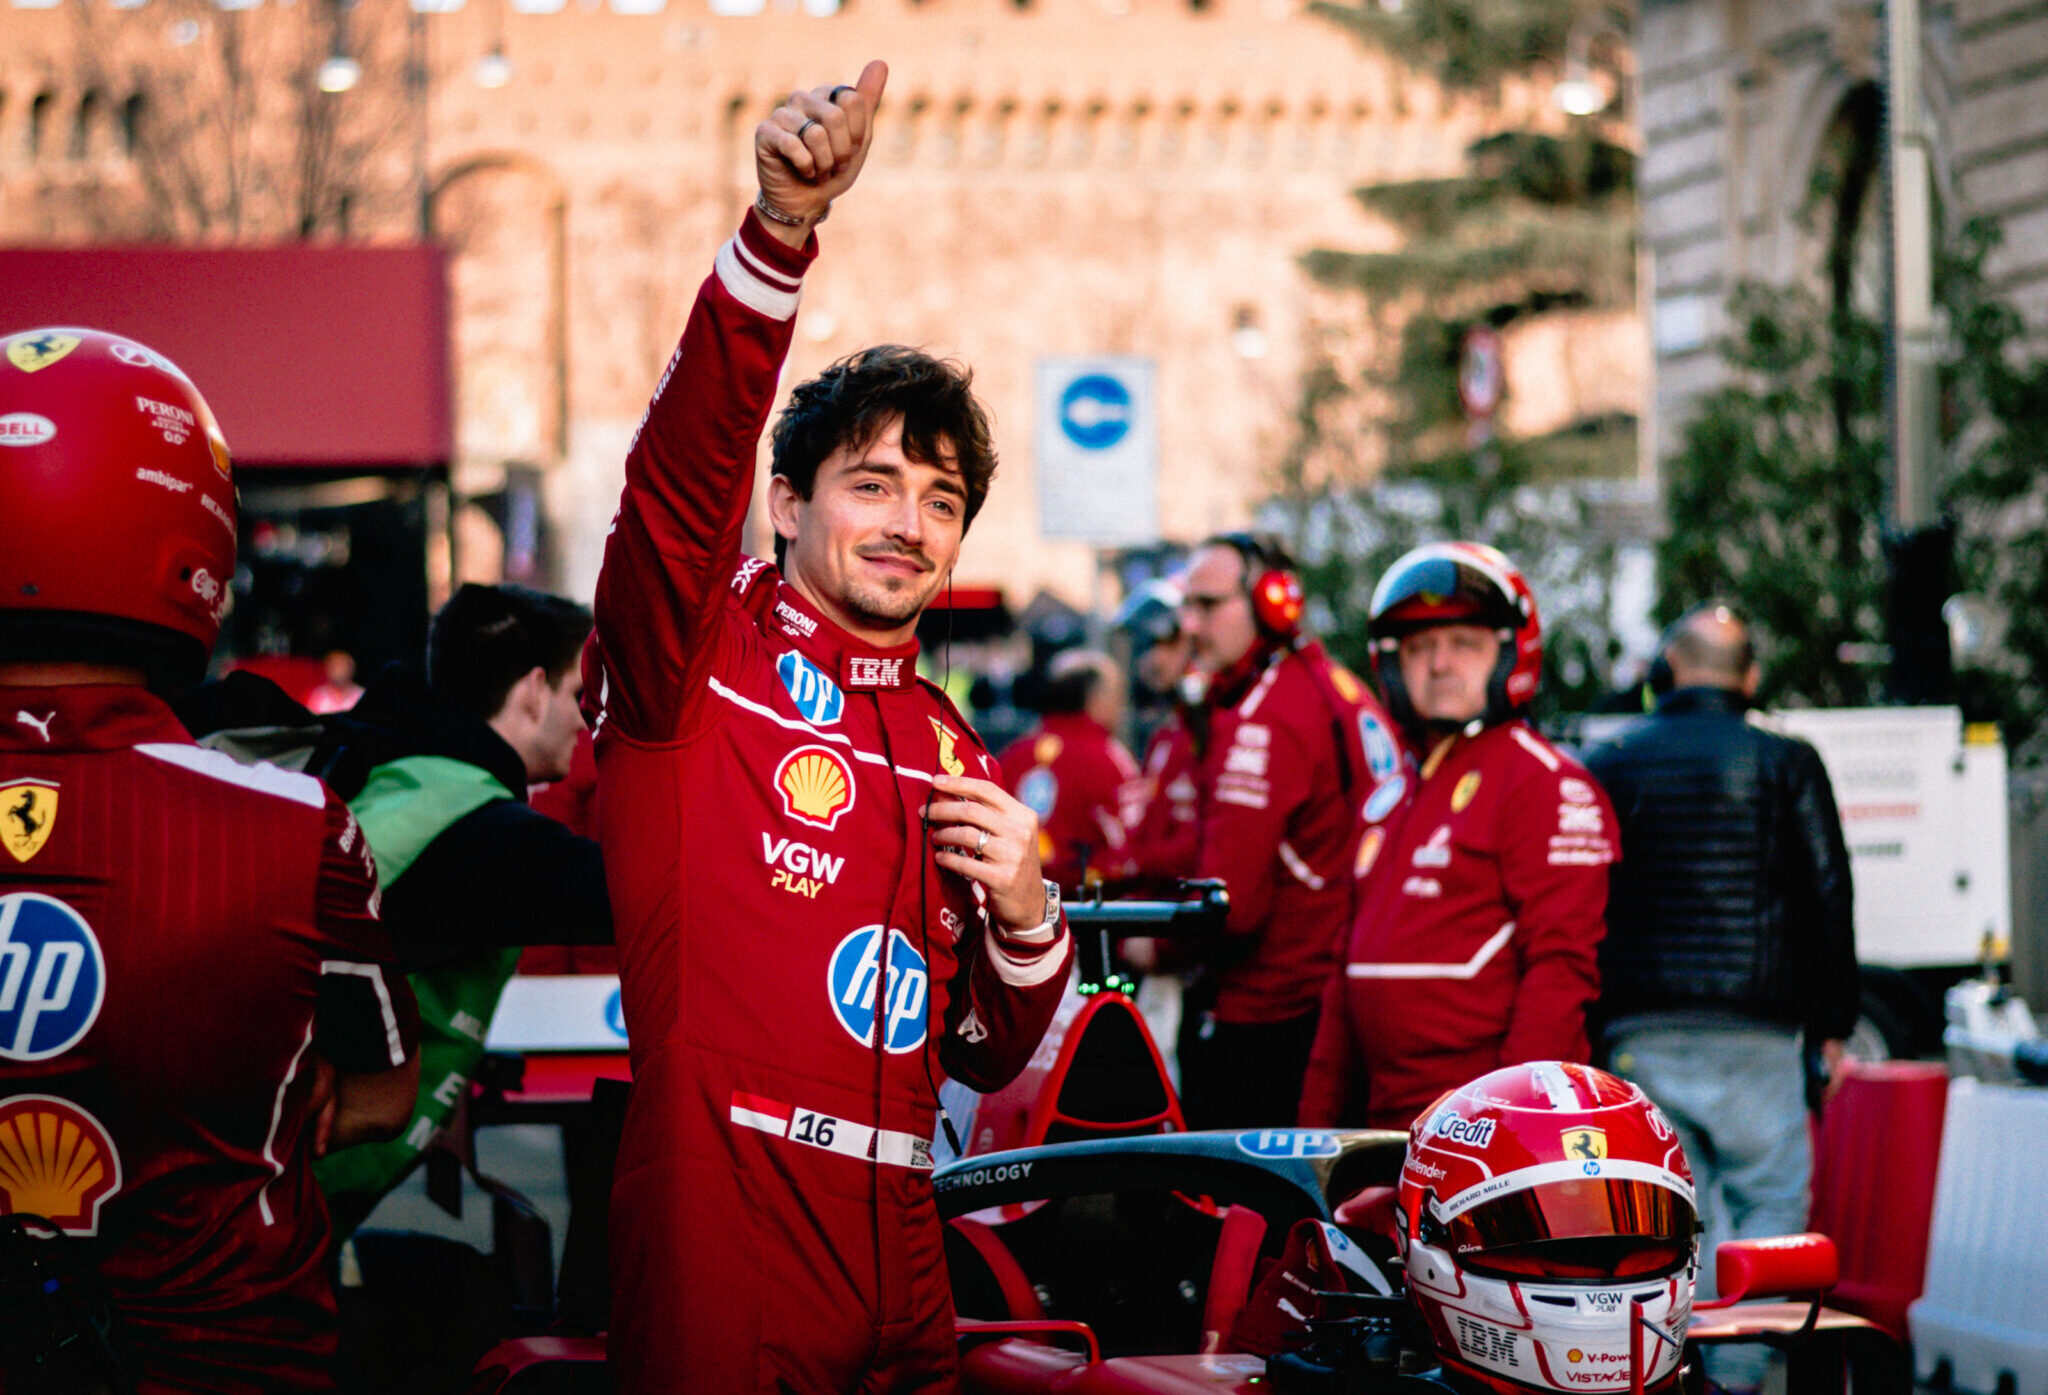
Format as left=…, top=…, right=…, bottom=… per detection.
left=997, top=650, right=1142, bottom=891
left=1166, top=534, right=1396, bottom=1129
left=0, top=328, right=419, bottom=1390
left=1299, top=542, right=1615, bottom=1132
left=585, top=65, right=1071, bottom=1391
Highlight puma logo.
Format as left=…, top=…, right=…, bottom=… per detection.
left=14, top=710, right=54, bottom=743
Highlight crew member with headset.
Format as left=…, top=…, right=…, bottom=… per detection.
left=1299, top=541, right=1616, bottom=1132
left=1163, top=533, right=1394, bottom=1129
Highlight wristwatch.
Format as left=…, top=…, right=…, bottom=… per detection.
left=1038, top=878, right=1062, bottom=934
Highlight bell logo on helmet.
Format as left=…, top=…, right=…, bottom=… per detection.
left=0, top=414, right=56, bottom=447
left=0, top=894, right=106, bottom=1061
left=826, top=926, right=928, bottom=1054
left=5, top=334, right=78, bottom=373
left=0, top=1095, right=121, bottom=1236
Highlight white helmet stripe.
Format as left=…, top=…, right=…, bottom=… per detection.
left=1530, top=1061, right=1583, bottom=1112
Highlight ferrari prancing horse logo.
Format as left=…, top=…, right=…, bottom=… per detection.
left=6, top=334, right=80, bottom=374
left=1, top=783, right=57, bottom=863
left=1563, top=1127, right=1608, bottom=1161
left=929, top=719, right=966, bottom=778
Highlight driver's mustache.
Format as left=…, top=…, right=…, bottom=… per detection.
left=857, top=545, right=931, bottom=572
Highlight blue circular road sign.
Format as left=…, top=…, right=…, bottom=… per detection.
left=1059, top=374, right=1133, bottom=451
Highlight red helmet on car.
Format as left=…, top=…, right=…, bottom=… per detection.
left=1367, top=541, right=1541, bottom=733
left=1398, top=1062, right=1698, bottom=1395
left=0, top=328, right=236, bottom=688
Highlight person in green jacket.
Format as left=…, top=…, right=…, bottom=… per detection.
left=312, top=584, right=613, bottom=1235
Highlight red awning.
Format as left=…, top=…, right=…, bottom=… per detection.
left=0, top=245, right=451, bottom=471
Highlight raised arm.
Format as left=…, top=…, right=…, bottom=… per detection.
left=587, top=63, right=888, bottom=741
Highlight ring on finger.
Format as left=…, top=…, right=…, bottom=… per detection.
left=975, top=828, right=990, bottom=854
left=830, top=85, right=857, bottom=101
left=797, top=117, right=821, bottom=139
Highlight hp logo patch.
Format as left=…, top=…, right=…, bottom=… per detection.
left=603, top=987, right=628, bottom=1041
left=0, top=894, right=106, bottom=1061
left=777, top=651, right=844, bottom=726
left=827, top=926, right=928, bottom=1054
left=1236, top=1129, right=1342, bottom=1160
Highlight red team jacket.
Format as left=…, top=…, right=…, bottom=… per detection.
left=1298, top=719, right=1615, bottom=1131
left=1193, top=644, right=1390, bottom=1025
left=1119, top=713, right=1201, bottom=886
left=0, top=686, right=418, bottom=1392
left=996, top=711, right=1142, bottom=891
left=583, top=216, right=1073, bottom=1389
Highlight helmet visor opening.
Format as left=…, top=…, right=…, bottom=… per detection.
left=1446, top=1179, right=1694, bottom=1282
left=1371, top=558, right=1513, bottom=634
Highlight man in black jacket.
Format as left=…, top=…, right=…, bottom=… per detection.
left=310, top=584, right=613, bottom=1232
left=1585, top=603, right=1857, bottom=1394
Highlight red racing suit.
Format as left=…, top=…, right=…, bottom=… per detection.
left=996, top=711, right=1142, bottom=892
left=1118, top=712, right=1202, bottom=885
left=584, top=215, right=1073, bottom=1392
left=0, top=685, right=418, bottom=1392
left=1298, top=719, right=1615, bottom=1131
left=1193, top=643, right=1392, bottom=1026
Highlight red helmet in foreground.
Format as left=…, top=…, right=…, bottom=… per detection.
left=0, top=328, right=236, bottom=688
left=1399, top=1062, right=1698, bottom=1395
left=1368, top=541, right=1542, bottom=732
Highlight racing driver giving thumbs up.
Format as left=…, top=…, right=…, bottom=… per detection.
left=582, top=61, right=1074, bottom=1391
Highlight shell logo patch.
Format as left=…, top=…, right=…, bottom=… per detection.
left=1032, top=733, right=1063, bottom=767
left=6, top=334, right=79, bottom=373
left=2, top=782, right=57, bottom=863
left=1451, top=771, right=1482, bottom=813
left=0, top=894, right=106, bottom=1062
left=1354, top=826, right=1385, bottom=880
left=0, top=1095, right=121, bottom=1236
left=930, top=718, right=966, bottom=778
left=776, top=745, right=856, bottom=831
left=1563, top=1127, right=1607, bottom=1162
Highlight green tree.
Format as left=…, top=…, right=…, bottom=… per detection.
left=1656, top=282, right=1887, bottom=709
left=1273, top=0, right=1637, bottom=713
left=1657, top=218, right=2048, bottom=753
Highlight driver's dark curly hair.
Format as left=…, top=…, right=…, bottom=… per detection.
left=768, top=345, right=997, bottom=564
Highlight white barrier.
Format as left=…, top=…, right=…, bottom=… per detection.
left=1910, top=1078, right=2048, bottom=1394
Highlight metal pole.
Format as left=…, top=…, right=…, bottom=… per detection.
left=1887, top=0, right=1940, bottom=529
left=1883, top=0, right=1954, bottom=704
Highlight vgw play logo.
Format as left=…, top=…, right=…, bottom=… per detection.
left=827, top=926, right=927, bottom=1053
left=0, top=894, right=106, bottom=1061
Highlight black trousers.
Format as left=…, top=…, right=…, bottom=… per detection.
left=1175, top=1008, right=1320, bottom=1132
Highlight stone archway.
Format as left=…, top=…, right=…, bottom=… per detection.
left=429, top=152, right=569, bottom=468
